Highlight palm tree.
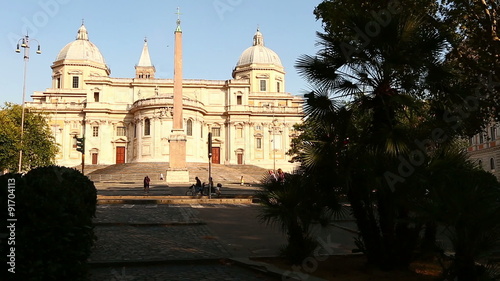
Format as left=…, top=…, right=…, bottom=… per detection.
left=295, top=8, right=452, bottom=269
left=414, top=150, right=500, bottom=281
left=256, top=171, right=344, bottom=264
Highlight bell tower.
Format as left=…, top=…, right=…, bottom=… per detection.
left=135, top=38, right=155, bottom=79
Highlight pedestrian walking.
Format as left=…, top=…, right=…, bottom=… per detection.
left=143, top=175, right=151, bottom=193
left=209, top=177, right=214, bottom=193
left=240, top=176, right=244, bottom=186
left=160, top=173, right=164, bottom=181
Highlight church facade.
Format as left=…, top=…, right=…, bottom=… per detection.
left=28, top=23, right=304, bottom=172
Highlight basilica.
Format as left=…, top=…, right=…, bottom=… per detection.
left=28, top=22, right=304, bottom=174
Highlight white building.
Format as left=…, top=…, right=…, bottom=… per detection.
left=467, top=123, right=500, bottom=180
left=28, top=23, right=303, bottom=172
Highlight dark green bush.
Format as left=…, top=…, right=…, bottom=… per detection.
left=1, top=166, right=97, bottom=281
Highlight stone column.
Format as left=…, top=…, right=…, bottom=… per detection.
left=166, top=15, right=189, bottom=183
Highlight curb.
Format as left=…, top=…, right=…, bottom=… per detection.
left=93, top=222, right=205, bottom=227
left=88, top=257, right=230, bottom=268
left=97, top=196, right=255, bottom=205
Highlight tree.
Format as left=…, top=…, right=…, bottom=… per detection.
left=1, top=166, right=97, bottom=281
left=256, top=172, right=345, bottom=264
left=0, top=103, right=58, bottom=172
left=415, top=150, right=500, bottom=281
left=296, top=1, right=453, bottom=269
left=294, top=0, right=500, bottom=276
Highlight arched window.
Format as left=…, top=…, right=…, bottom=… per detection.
left=144, top=118, right=151, bottom=136
left=186, top=119, right=193, bottom=136
left=478, top=160, right=483, bottom=168
left=490, top=158, right=495, bottom=170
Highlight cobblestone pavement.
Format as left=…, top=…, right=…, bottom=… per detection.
left=89, top=204, right=281, bottom=280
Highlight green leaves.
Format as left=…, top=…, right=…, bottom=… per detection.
left=0, top=103, right=58, bottom=171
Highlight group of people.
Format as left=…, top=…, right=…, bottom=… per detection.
left=268, top=168, right=285, bottom=183
left=144, top=174, right=221, bottom=196
left=193, top=176, right=221, bottom=196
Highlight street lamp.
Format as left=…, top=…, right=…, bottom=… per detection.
left=16, top=34, right=41, bottom=172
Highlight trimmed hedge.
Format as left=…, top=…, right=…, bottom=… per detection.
left=1, top=166, right=97, bottom=281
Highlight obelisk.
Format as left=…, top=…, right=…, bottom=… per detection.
left=166, top=8, right=189, bottom=183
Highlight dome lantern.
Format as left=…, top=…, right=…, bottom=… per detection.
left=235, top=28, right=283, bottom=68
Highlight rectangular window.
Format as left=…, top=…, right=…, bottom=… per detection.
left=237, top=95, right=242, bottom=105
left=479, top=133, right=484, bottom=143
left=255, top=125, right=262, bottom=131
left=260, top=80, right=267, bottom=91
left=491, top=126, right=496, bottom=140
left=56, top=77, right=61, bottom=89
left=256, top=138, right=262, bottom=149
left=94, top=92, right=100, bottom=102
left=116, top=126, right=126, bottom=136
left=212, top=127, right=221, bottom=137
left=236, top=127, right=243, bottom=138
left=72, top=76, right=79, bottom=88
left=92, top=126, right=99, bottom=137
left=276, top=82, right=280, bottom=93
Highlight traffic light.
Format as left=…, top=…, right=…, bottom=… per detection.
left=75, top=136, right=85, bottom=154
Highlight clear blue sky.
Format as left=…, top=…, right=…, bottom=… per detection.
left=0, top=0, right=323, bottom=105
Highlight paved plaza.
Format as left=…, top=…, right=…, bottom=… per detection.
left=89, top=204, right=284, bottom=280
left=87, top=183, right=358, bottom=280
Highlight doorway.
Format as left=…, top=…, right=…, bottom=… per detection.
left=116, top=146, right=125, bottom=164
left=211, top=147, right=220, bottom=164
left=92, top=153, right=98, bottom=165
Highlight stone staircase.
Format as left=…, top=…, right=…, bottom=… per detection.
left=82, top=162, right=269, bottom=185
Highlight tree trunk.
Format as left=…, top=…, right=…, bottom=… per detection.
left=347, top=184, right=383, bottom=266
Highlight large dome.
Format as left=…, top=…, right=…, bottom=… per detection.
left=236, top=29, right=282, bottom=67
left=55, top=24, right=106, bottom=65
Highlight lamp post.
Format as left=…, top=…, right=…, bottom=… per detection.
left=15, top=34, right=41, bottom=172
